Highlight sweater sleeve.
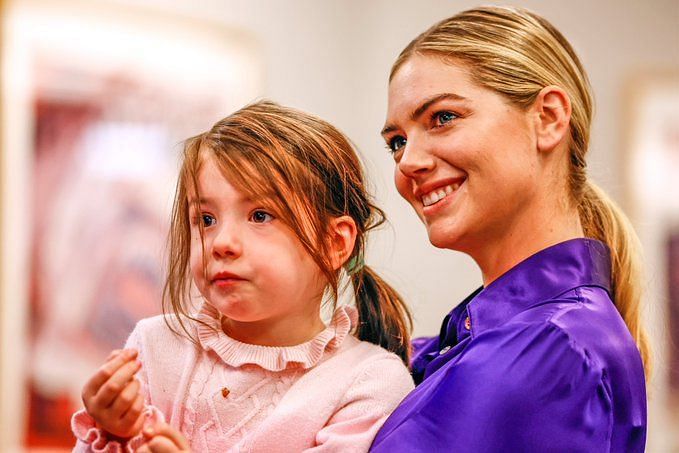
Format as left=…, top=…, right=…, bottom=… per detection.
left=71, top=321, right=166, bottom=452
left=305, top=356, right=414, bottom=452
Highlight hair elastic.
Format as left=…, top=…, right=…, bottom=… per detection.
left=346, top=255, right=365, bottom=275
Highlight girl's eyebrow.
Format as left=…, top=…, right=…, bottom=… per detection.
left=187, top=194, right=258, bottom=207
left=187, top=197, right=210, bottom=206
left=381, top=92, right=467, bottom=136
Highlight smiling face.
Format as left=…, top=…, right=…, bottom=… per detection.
left=189, top=153, right=327, bottom=343
left=383, top=55, right=542, bottom=255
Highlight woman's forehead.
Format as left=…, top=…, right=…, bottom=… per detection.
left=385, top=55, right=483, bottom=129
left=389, top=55, right=476, bottom=100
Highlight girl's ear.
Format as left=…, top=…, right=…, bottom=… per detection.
left=533, top=85, right=572, bottom=153
left=328, top=216, right=358, bottom=271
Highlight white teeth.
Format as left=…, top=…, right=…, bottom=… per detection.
left=421, top=183, right=462, bottom=207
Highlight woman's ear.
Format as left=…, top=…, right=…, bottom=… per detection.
left=328, top=216, right=358, bottom=271
left=533, top=85, right=572, bottom=153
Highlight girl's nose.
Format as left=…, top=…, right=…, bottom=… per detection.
left=211, top=224, right=243, bottom=259
left=397, top=136, right=436, bottom=178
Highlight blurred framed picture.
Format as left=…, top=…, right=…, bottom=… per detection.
left=622, top=71, right=679, bottom=451
left=1, top=1, right=261, bottom=449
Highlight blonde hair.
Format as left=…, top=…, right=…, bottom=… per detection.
left=163, top=100, right=412, bottom=364
left=391, top=6, right=650, bottom=376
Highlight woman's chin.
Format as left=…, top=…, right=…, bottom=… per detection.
left=427, top=230, right=460, bottom=250
left=423, top=218, right=458, bottom=247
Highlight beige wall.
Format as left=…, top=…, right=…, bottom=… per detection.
left=114, top=0, right=679, bottom=331
left=2, top=0, right=677, bottom=450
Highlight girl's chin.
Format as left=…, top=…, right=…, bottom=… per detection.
left=210, top=299, right=254, bottom=319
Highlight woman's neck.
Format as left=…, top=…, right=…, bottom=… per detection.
left=473, top=202, right=584, bottom=287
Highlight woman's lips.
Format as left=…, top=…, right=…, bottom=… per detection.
left=420, top=179, right=466, bottom=217
left=421, top=182, right=462, bottom=206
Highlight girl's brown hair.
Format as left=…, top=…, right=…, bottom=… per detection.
left=391, top=6, right=650, bottom=376
left=163, top=100, right=412, bottom=364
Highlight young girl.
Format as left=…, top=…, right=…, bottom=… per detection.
left=72, top=101, right=414, bottom=452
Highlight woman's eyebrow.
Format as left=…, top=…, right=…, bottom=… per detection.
left=381, top=92, right=467, bottom=136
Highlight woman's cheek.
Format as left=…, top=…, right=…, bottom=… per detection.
left=394, top=168, right=414, bottom=204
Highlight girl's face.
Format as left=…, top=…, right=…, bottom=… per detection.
left=188, top=154, right=326, bottom=342
left=383, top=55, right=541, bottom=255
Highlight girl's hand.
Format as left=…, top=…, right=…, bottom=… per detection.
left=81, top=349, right=145, bottom=439
left=138, top=421, right=191, bottom=453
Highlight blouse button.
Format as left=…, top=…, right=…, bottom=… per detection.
left=439, top=345, right=451, bottom=355
left=464, top=316, right=471, bottom=330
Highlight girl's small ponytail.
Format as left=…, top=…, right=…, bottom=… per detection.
left=350, top=261, right=412, bottom=365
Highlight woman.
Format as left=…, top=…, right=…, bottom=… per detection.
left=371, top=6, right=648, bottom=452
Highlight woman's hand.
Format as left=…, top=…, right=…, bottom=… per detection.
left=138, top=421, right=191, bottom=453
left=81, top=349, right=145, bottom=439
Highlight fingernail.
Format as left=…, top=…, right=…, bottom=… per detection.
left=142, top=412, right=153, bottom=429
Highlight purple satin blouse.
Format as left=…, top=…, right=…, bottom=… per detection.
left=371, top=239, right=646, bottom=452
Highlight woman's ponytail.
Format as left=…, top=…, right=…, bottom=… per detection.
left=388, top=5, right=650, bottom=377
left=350, top=264, right=412, bottom=365
left=578, top=180, right=651, bottom=377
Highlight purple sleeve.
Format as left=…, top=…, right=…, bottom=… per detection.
left=409, top=336, right=439, bottom=383
left=374, top=322, right=622, bottom=452
left=410, top=336, right=438, bottom=361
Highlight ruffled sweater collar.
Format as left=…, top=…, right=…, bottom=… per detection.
left=195, top=303, right=357, bottom=372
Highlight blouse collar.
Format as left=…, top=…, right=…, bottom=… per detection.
left=195, top=303, right=357, bottom=372
left=464, top=238, right=611, bottom=338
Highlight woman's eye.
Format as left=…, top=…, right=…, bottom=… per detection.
left=388, top=136, right=407, bottom=153
left=250, top=210, right=274, bottom=224
left=201, top=214, right=216, bottom=227
left=434, top=111, right=457, bottom=127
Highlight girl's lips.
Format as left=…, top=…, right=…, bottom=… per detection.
left=213, top=278, right=244, bottom=288
left=211, top=272, right=246, bottom=287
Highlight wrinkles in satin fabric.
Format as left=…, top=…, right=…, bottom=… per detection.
left=375, top=322, right=612, bottom=452
left=371, top=239, right=646, bottom=453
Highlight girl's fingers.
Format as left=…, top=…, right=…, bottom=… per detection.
left=82, top=349, right=137, bottom=403
left=94, top=359, right=142, bottom=407
left=145, top=435, right=183, bottom=453
left=106, top=349, right=123, bottom=361
left=120, top=393, right=145, bottom=426
left=110, top=378, right=140, bottom=416
left=144, top=422, right=190, bottom=450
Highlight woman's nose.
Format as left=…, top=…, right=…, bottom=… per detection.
left=211, top=223, right=243, bottom=259
left=397, top=136, right=436, bottom=178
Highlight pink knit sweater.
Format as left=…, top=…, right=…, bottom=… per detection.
left=72, top=304, right=414, bottom=452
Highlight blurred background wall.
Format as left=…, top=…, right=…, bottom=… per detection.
left=1, top=0, right=677, bottom=451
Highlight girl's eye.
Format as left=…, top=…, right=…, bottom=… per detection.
left=201, top=214, right=216, bottom=227
left=388, top=135, right=407, bottom=153
left=433, top=111, right=457, bottom=127
left=250, top=210, right=274, bottom=224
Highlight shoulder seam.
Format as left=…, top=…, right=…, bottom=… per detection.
left=547, top=283, right=610, bottom=303
left=545, top=291, right=608, bottom=387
